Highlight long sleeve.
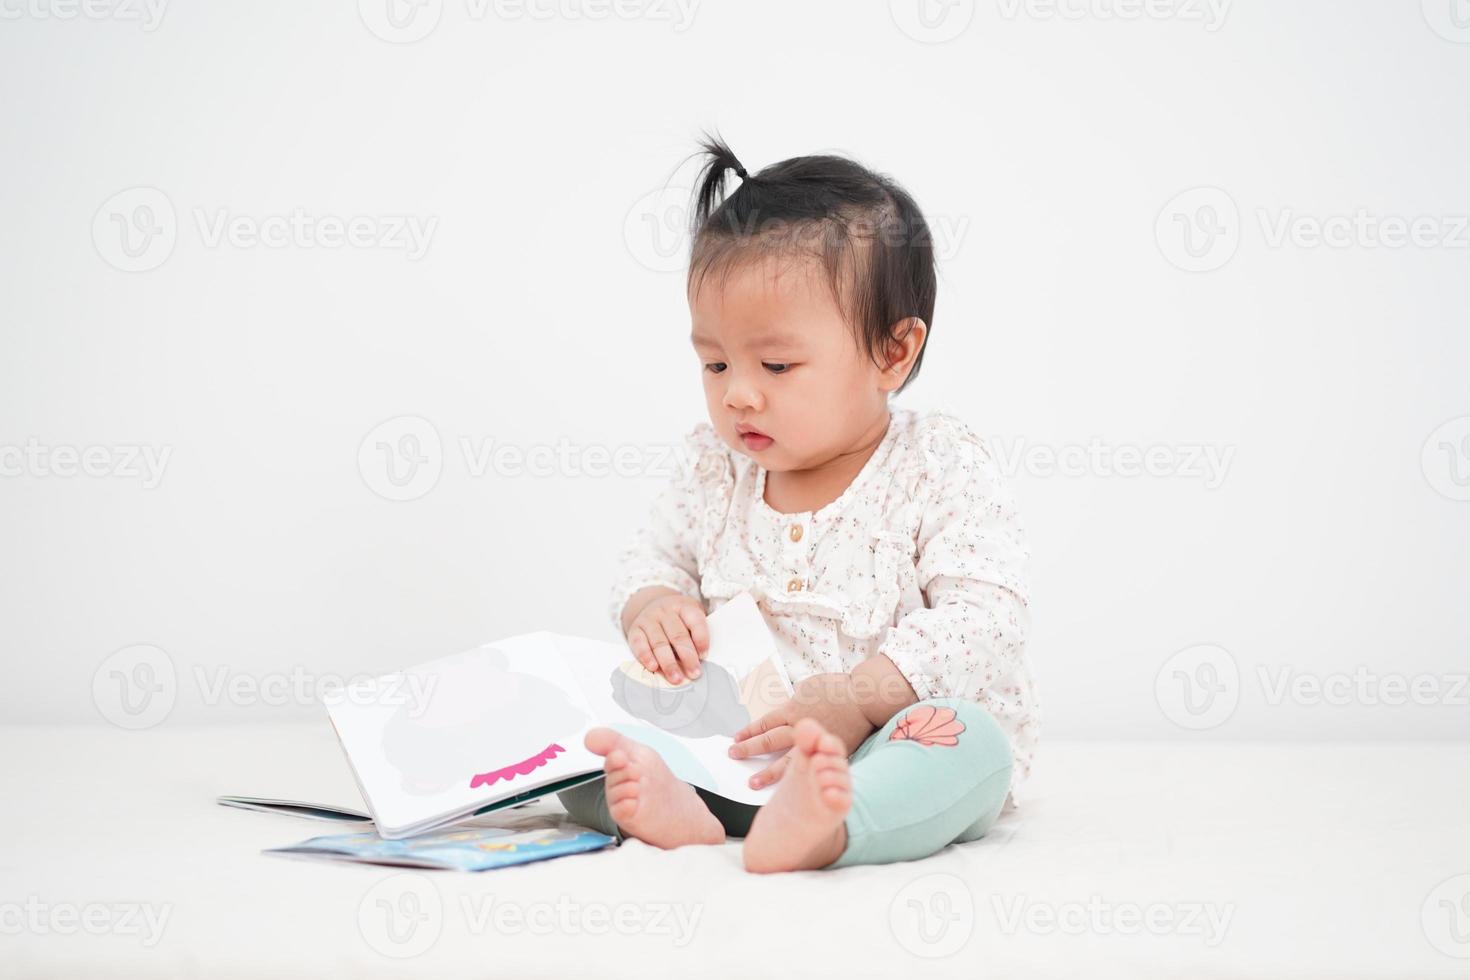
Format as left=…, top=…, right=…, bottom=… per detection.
left=605, top=424, right=730, bottom=634
left=875, top=424, right=1033, bottom=710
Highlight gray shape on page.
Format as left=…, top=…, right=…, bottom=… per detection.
left=609, top=660, right=750, bottom=737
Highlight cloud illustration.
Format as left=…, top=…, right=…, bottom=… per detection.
left=381, top=645, right=588, bottom=796
left=609, top=659, right=749, bottom=738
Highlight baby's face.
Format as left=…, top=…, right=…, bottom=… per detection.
left=688, top=254, right=895, bottom=472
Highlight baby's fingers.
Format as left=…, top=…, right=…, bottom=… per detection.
left=628, top=627, right=660, bottom=674
left=678, top=605, right=710, bottom=656
left=646, top=627, right=684, bottom=684
left=750, top=752, right=790, bottom=789
left=660, top=610, right=702, bottom=682
left=729, top=723, right=793, bottom=760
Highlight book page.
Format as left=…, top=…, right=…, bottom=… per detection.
left=322, top=631, right=604, bottom=838
left=555, top=592, right=794, bottom=806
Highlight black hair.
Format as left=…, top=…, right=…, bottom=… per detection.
left=685, top=134, right=937, bottom=394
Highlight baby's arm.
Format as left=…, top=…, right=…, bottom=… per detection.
left=608, top=429, right=719, bottom=684
left=728, top=656, right=919, bottom=789
left=876, top=424, right=1031, bottom=709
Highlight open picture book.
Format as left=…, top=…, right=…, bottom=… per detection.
left=322, top=592, right=794, bottom=839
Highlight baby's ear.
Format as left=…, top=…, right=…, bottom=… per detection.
left=882, top=317, right=926, bottom=375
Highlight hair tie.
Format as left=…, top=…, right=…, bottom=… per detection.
left=734, top=165, right=749, bottom=180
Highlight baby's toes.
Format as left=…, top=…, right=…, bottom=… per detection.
left=819, top=782, right=851, bottom=809
left=606, top=771, right=642, bottom=821
left=816, top=765, right=849, bottom=791
left=584, top=726, right=621, bottom=756
left=792, top=717, right=826, bottom=754
left=814, top=729, right=845, bottom=760
left=815, top=759, right=850, bottom=807
left=604, top=746, right=631, bottom=775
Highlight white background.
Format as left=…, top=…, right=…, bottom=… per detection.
left=2, top=0, right=1467, bottom=741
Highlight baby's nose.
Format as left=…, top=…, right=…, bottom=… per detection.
left=721, top=378, right=763, bottom=412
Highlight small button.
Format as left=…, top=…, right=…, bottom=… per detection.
left=788, top=523, right=803, bottom=543
left=786, top=577, right=803, bottom=592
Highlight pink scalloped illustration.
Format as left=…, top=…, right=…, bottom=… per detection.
left=889, top=705, right=966, bottom=747
left=380, top=645, right=588, bottom=796
left=469, top=743, right=566, bottom=789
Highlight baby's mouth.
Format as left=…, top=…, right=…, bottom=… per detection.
left=738, top=431, right=774, bottom=450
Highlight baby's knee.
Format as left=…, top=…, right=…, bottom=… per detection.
left=892, top=698, right=1012, bottom=767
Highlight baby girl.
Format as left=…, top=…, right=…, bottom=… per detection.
left=559, top=137, right=1039, bottom=873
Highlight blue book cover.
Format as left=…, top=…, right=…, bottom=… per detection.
left=264, top=813, right=615, bottom=871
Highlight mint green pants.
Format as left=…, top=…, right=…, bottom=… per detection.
left=557, top=698, right=1014, bottom=868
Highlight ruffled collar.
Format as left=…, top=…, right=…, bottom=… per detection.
left=748, top=407, right=910, bottom=525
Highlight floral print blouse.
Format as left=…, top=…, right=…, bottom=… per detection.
left=607, top=406, right=1039, bottom=801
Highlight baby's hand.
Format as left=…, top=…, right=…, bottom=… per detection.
left=626, top=594, right=709, bottom=686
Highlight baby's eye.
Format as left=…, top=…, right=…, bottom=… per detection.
left=763, top=362, right=790, bottom=375
left=704, top=362, right=727, bottom=374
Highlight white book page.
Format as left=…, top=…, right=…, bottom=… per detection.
left=557, top=592, right=794, bottom=806
left=322, top=631, right=603, bottom=838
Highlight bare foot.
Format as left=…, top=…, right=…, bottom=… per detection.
left=742, top=718, right=852, bottom=873
left=583, top=728, right=725, bottom=848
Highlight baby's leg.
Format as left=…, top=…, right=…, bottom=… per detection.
left=555, top=728, right=726, bottom=848
left=556, top=775, right=622, bottom=839
left=558, top=772, right=758, bottom=841
left=828, top=699, right=1012, bottom=868
left=742, top=720, right=855, bottom=872
left=741, top=700, right=1011, bottom=872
